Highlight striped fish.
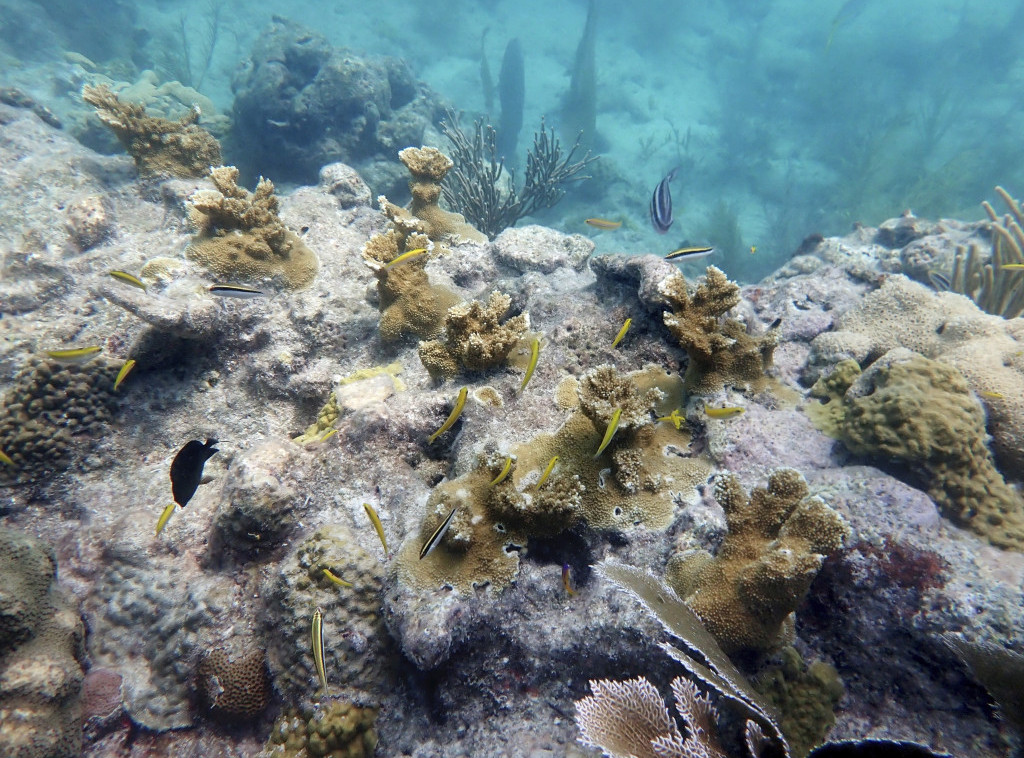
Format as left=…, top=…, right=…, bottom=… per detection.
left=650, top=168, right=679, bottom=234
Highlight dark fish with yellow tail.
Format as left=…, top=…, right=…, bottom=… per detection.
left=650, top=168, right=679, bottom=234
left=170, top=438, right=219, bottom=507
left=311, top=606, right=329, bottom=696
left=420, top=507, right=459, bottom=560
left=427, top=387, right=468, bottom=444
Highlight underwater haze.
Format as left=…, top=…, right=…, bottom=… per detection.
left=2, top=0, right=1024, bottom=757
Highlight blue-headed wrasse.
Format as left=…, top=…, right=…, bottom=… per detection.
left=384, top=247, right=428, bottom=269
left=427, top=387, right=468, bottom=444
left=114, top=359, right=136, bottom=391
left=650, top=168, right=678, bottom=234
left=520, top=338, right=540, bottom=391
left=45, top=346, right=102, bottom=364
left=594, top=408, right=622, bottom=458
left=535, top=456, right=559, bottom=488
left=208, top=284, right=266, bottom=298
left=108, top=270, right=147, bottom=291
left=363, top=503, right=389, bottom=557
left=489, top=456, right=513, bottom=486
left=704, top=405, right=745, bottom=419
left=170, top=439, right=218, bottom=507
left=611, top=318, right=631, bottom=349
left=585, top=218, right=622, bottom=230
left=562, top=563, right=577, bottom=596
left=665, top=245, right=714, bottom=262
left=420, top=506, right=458, bottom=560
left=311, top=607, right=329, bottom=696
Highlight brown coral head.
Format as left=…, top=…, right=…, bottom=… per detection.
left=577, top=365, right=663, bottom=430
left=197, top=647, right=272, bottom=721
left=398, top=146, right=454, bottom=182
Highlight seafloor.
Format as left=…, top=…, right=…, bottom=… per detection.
left=0, top=95, right=1022, bottom=758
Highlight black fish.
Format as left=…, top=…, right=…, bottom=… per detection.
left=170, top=439, right=219, bottom=507
left=650, top=167, right=678, bottom=234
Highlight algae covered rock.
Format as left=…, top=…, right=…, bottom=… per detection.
left=0, top=528, right=85, bottom=758
left=261, top=699, right=378, bottom=758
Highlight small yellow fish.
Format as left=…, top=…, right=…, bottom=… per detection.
left=427, top=386, right=468, bottom=444
left=385, top=247, right=428, bottom=269
left=489, top=456, right=513, bottom=486
left=0, top=449, right=14, bottom=466
left=705, top=405, right=745, bottom=419
left=594, top=408, right=623, bottom=458
left=363, top=503, right=389, bottom=557
left=981, top=391, right=1004, bottom=399
left=318, top=428, right=338, bottom=443
left=420, top=507, right=458, bottom=560
left=536, top=456, right=559, bottom=488
left=655, top=409, right=684, bottom=430
left=665, top=245, right=714, bottom=261
left=114, top=359, right=136, bottom=391
left=108, top=270, right=147, bottom=291
left=585, top=218, right=622, bottom=230
left=322, top=568, right=353, bottom=588
left=750, top=245, right=757, bottom=255
left=155, top=502, right=177, bottom=536
left=611, top=318, right=631, bottom=349
left=562, top=563, right=577, bottom=597
left=311, top=606, right=329, bottom=697
left=520, top=338, right=540, bottom=391
left=45, top=346, right=102, bottom=364
left=1000, top=263, right=1024, bottom=270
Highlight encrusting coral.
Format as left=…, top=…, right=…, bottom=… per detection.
left=666, top=468, right=849, bottom=654
left=396, top=365, right=709, bottom=593
left=261, top=700, right=378, bottom=758
left=197, top=645, right=272, bottom=722
left=417, top=291, right=530, bottom=380
left=186, top=165, right=319, bottom=290
left=659, top=265, right=776, bottom=394
left=839, top=350, right=1024, bottom=550
left=378, top=146, right=487, bottom=243
left=82, top=83, right=221, bottom=178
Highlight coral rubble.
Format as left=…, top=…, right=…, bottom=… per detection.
left=186, top=165, right=318, bottom=289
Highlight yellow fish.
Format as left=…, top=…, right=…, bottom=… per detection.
left=114, top=359, right=136, bottom=391
left=0, top=449, right=14, bottom=466
left=318, top=428, right=338, bottom=443
left=45, top=346, right=102, bottom=364
left=611, top=318, right=631, bottom=349
left=655, top=409, right=684, bottom=430
left=980, top=391, right=1004, bottom=399
left=427, top=386, right=468, bottom=444
left=311, top=607, right=329, bottom=697
left=750, top=245, right=757, bottom=255
left=665, top=245, right=714, bottom=261
left=322, top=568, right=353, bottom=588
left=594, top=408, right=622, bottom=458
left=155, top=503, right=177, bottom=536
left=520, top=338, right=540, bottom=391
left=489, top=456, right=513, bottom=486
left=1000, top=263, right=1024, bottom=270
left=585, top=218, right=622, bottom=230
left=108, top=270, right=147, bottom=291
left=536, top=456, right=559, bottom=488
left=363, top=503, right=389, bottom=557
left=705, top=405, right=745, bottom=419
left=385, top=247, right=428, bottom=269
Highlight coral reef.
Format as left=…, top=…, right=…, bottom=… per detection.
left=379, top=147, right=486, bottom=243
left=418, top=291, right=529, bottom=380
left=262, top=525, right=396, bottom=706
left=0, top=528, right=85, bottom=758
left=186, top=165, right=318, bottom=290
left=839, top=349, right=1024, bottom=549
left=196, top=646, right=271, bottom=722
left=0, top=357, right=120, bottom=484
left=230, top=17, right=443, bottom=190
left=492, top=225, right=594, bottom=273
left=81, top=83, right=221, bottom=178
left=261, top=700, right=378, bottom=758
left=659, top=266, right=777, bottom=394
left=666, top=469, right=849, bottom=654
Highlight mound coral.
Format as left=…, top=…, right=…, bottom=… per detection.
left=0, top=357, right=120, bottom=484
left=396, top=366, right=709, bottom=593
left=263, top=700, right=378, bottom=758
left=186, top=165, right=318, bottom=290
left=197, top=646, right=271, bottom=722
left=839, top=350, right=1024, bottom=550
left=0, top=528, right=85, bottom=758
left=666, top=469, right=849, bottom=654
left=418, top=291, right=530, bottom=380
left=659, top=266, right=776, bottom=394
left=82, top=83, right=221, bottom=178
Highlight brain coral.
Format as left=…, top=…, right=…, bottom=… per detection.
left=840, top=349, right=1024, bottom=550
left=186, top=165, right=318, bottom=290
left=197, top=646, right=271, bottom=721
left=262, top=699, right=378, bottom=758
left=666, top=469, right=849, bottom=654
